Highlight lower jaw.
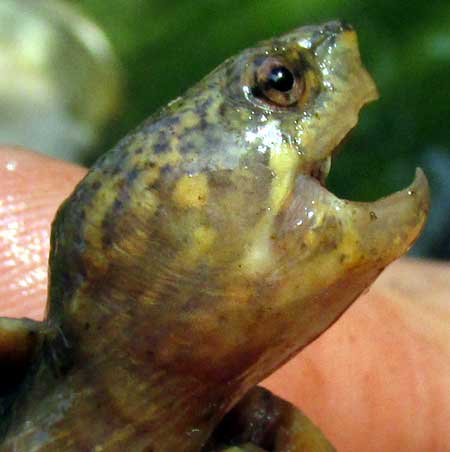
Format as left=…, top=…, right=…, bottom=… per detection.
left=281, top=168, right=429, bottom=268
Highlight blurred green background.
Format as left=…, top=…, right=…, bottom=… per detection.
left=1, top=0, right=449, bottom=258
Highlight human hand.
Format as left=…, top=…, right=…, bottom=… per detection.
left=1, top=147, right=449, bottom=451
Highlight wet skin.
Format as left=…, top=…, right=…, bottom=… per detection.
left=0, top=21, right=428, bottom=451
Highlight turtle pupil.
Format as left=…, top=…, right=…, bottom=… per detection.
left=268, top=66, right=294, bottom=92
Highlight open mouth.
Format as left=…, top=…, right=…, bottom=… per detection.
left=281, top=122, right=430, bottom=271
left=306, top=128, right=355, bottom=190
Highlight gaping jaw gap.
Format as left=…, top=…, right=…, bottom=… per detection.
left=309, top=125, right=358, bottom=189
left=305, top=123, right=360, bottom=193
left=299, top=123, right=429, bottom=220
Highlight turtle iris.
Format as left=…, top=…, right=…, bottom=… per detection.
left=253, top=56, right=303, bottom=107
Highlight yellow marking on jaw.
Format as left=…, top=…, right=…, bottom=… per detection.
left=269, top=143, right=300, bottom=214
left=172, top=173, right=209, bottom=208
left=239, top=143, right=300, bottom=277
left=277, top=200, right=365, bottom=301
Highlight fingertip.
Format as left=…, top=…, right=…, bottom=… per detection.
left=0, top=146, right=86, bottom=187
left=0, top=147, right=87, bottom=319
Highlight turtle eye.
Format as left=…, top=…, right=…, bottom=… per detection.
left=254, top=57, right=304, bottom=107
left=267, top=66, right=295, bottom=92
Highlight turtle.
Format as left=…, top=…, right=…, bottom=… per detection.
left=0, top=21, right=429, bottom=451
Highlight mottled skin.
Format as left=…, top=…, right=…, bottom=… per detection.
left=0, top=22, right=428, bottom=451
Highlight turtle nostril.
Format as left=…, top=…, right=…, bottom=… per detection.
left=323, top=20, right=354, bottom=35
left=340, top=20, right=354, bottom=32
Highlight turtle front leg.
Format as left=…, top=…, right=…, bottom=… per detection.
left=204, top=386, right=335, bottom=452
